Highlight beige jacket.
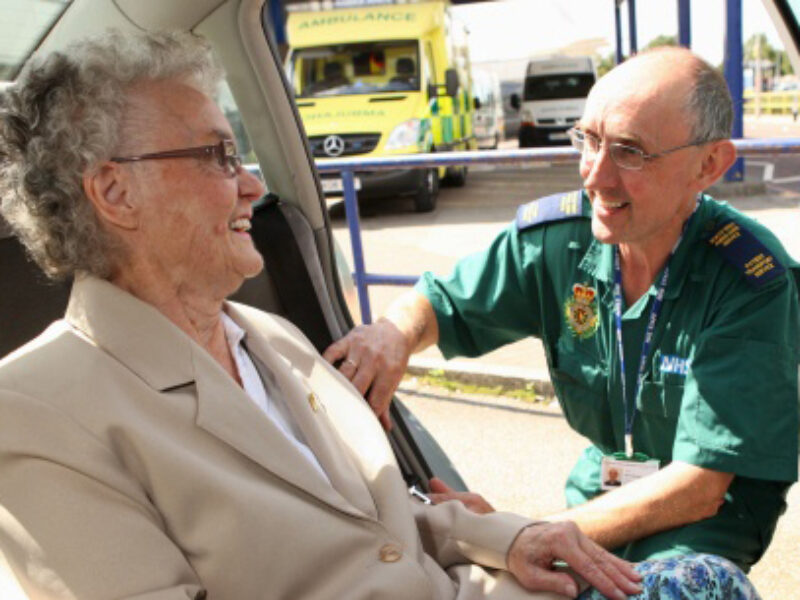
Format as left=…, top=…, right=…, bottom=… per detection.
left=0, top=276, right=560, bottom=600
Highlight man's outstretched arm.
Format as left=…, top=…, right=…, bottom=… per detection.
left=544, top=461, right=733, bottom=549
left=323, top=290, right=438, bottom=428
left=412, top=486, right=642, bottom=599
left=429, top=461, right=733, bottom=550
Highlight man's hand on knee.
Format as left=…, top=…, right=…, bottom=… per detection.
left=507, top=521, right=642, bottom=599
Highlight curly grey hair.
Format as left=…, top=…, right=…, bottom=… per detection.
left=0, top=30, right=223, bottom=280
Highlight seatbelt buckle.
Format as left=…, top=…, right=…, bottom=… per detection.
left=408, top=484, right=432, bottom=505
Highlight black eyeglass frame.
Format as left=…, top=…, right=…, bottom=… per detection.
left=567, top=127, right=716, bottom=171
left=110, top=139, right=243, bottom=177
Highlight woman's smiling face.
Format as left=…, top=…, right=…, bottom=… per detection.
left=119, top=79, right=265, bottom=298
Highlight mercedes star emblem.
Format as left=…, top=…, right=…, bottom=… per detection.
left=323, top=135, right=345, bottom=157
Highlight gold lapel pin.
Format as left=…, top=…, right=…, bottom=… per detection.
left=307, top=392, right=321, bottom=413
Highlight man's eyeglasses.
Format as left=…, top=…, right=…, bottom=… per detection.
left=110, top=139, right=243, bottom=178
left=567, top=128, right=713, bottom=171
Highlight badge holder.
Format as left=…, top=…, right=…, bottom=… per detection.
left=606, top=204, right=699, bottom=493
left=600, top=452, right=660, bottom=491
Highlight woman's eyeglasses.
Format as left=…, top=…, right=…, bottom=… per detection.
left=111, top=139, right=242, bottom=178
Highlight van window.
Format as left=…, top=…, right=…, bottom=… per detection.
left=523, top=73, right=595, bottom=101
left=290, top=40, right=420, bottom=97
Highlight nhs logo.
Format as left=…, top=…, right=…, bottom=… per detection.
left=660, top=355, right=690, bottom=376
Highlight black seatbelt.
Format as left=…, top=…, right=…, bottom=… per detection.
left=248, top=194, right=333, bottom=353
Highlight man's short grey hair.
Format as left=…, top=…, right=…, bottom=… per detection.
left=685, top=55, right=733, bottom=143
left=0, top=30, right=224, bottom=280
left=633, top=46, right=733, bottom=143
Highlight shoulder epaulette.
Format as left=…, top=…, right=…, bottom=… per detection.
left=515, top=190, right=588, bottom=231
left=705, top=219, right=786, bottom=287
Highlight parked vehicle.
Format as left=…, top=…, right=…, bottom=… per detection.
left=500, top=80, right=523, bottom=141
left=285, top=0, right=476, bottom=212
left=511, top=55, right=596, bottom=147
left=471, top=69, right=504, bottom=149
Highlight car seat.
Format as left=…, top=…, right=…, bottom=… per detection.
left=0, top=199, right=342, bottom=358
left=232, top=194, right=346, bottom=352
left=0, top=218, right=71, bottom=358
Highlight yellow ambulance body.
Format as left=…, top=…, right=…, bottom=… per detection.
left=286, top=1, right=475, bottom=212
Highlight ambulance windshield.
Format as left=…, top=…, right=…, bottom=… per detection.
left=290, top=40, right=420, bottom=98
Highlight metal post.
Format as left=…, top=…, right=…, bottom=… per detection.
left=268, top=0, right=286, bottom=45
left=678, top=0, right=691, bottom=48
left=628, top=0, right=638, bottom=55
left=724, top=0, right=745, bottom=181
left=615, top=1, right=624, bottom=64
left=341, top=170, right=373, bottom=324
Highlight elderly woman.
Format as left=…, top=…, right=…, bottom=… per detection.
left=0, top=30, right=647, bottom=600
left=0, top=31, right=758, bottom=600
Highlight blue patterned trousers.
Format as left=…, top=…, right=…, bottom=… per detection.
left=578, top=554, right=761, bottom=600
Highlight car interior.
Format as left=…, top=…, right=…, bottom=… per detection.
left=0, top=0, right=466, bottom=494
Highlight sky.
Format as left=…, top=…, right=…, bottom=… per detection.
left=452, top=0, right=785, bottom=66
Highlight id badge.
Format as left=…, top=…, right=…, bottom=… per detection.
left=600, top=454, right=660, bottom=490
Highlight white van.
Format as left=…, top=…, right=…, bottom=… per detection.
left=471, top=69, right=504, bottom=149
left=511, top=55, right=595, bottom=147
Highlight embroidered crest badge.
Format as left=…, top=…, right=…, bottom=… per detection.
left=565, top=283, right=599, bottom=339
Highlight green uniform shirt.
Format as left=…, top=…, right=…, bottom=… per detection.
left=416, top=191, right=800, bottom=571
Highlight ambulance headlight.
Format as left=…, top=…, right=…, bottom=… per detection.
left=385, top=119, right=421, bottom=150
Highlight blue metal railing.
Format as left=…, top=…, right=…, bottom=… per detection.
left=315, top=138, right=800, bottom=324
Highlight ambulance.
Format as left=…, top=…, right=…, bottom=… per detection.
left=286, top=0, right=476, bottom=212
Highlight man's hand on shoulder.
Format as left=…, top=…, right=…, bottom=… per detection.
left=323, top=291, right=438, bottom=430
left=323, top=317, right=411, bottom=429
left=508, top=521, right=642, bottom=600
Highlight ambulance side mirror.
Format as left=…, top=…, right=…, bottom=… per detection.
left=427, top=82, right=438, bottom=99
left=510, top=93, right=521, bottom=111
left=445, top=68, right=459, bottom=97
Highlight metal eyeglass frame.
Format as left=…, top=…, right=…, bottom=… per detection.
left=110, top=139, right=243, bottom=177
left=567, top=127, right=714, bottom=171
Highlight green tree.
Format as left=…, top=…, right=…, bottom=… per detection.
left=594, top=35, right=679, bottom=79
left=644, top=34, right=678, bottom=50
left=595, top=53, right=616, bottom=78
left=744, top=33, right=777, bottom=63
left=776, top=50, right=794, bottom=75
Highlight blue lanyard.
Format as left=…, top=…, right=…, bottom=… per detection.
left=613, top=198, right=700, bottom=457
